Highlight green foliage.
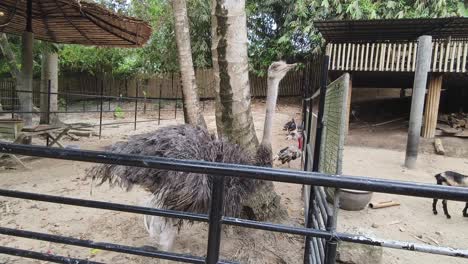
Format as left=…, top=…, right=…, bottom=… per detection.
left=114, top=105, right=125, bottom=118
left=246, top=0, right=464, bottom=74
left=1, top=0, right=465, bottom=78
left=154, top=99, right=169, bottom=109
left=55, top=0, right=211, bottom=78
left=58, top=98, right=67, bottom=110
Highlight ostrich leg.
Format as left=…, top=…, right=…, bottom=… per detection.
left=143, top=196, right=177, bottom=255
left=144, top=215, right=177, bottom=264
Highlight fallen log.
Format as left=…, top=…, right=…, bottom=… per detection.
left=434, top=138, right=445, bottom=155
left=65, top=132, right=80, bottom=141
left=436, top=123, right=461, bottom=135
left=68, top=130, right=96, bottom=137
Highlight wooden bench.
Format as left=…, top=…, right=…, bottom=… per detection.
left=0, top=125, right=71, bottom=168
left=21, top=125, right=71, bottom=148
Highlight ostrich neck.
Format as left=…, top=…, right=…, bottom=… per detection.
left=261, top=77, right=280, bottom=147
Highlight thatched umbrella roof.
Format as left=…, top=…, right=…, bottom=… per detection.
left=0, top=0, right=152, bottom=47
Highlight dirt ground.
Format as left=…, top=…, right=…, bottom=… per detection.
left=1, top=98, right=467, bottom=264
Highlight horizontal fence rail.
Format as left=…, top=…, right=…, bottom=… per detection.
left=0, top=245, right=104, bottom=264
left=0, top=83, right=182, bottom=138
left=1, top=143, right=468, bottom=263
left=1, top=143, right=467, bottom=201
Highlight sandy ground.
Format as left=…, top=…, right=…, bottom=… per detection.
left=0, top=98, right=467, bottom=264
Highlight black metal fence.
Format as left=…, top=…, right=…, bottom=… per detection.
left=1, top=56, right=468, bottom=263
left=0, top=80, right=183, bottom=138
left=302, top=54, right=468, bottom=264
left=1, top=143, right=468, bottom=264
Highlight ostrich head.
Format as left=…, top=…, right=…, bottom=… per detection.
left=256, top=60, right=297, bottom=166
left=267, top=61, right=297, bottom=81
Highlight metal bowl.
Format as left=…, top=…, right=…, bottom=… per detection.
left=339, top=189, right=373, bottom=211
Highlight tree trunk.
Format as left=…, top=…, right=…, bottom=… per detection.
left=172, top=0, right=206, bottom=128
left=40, top=51, right=61, bottom=125
left=0, top=33, right=24, bottom=117
left=0, top=33, right=20, bottom=78
left=211, top=0, right=258, bottom=153
left=211, top=0, right=285, bottom=222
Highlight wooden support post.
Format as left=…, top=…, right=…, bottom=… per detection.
left=345, top=74, right=353, bottom=135
left=405, top=35, right=433, bottom=169
left=422, top=74, right=443, bottom=138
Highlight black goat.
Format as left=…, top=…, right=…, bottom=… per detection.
left=432, top=171, right=468, bottom=219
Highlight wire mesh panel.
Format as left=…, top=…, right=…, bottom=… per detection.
left=319, top=73, right=350, bottom=264
left=319, top=73, right=349, bottom=176
left=303, top=71, right=350, bottom=264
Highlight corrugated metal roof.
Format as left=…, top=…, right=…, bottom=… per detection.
left=314, top=17, right=468, bottom=43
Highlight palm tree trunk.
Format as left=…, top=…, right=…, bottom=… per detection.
left=40, top=51, right=61, bottom=125
left=211, top=0, right=286, bottom=222
left=211, top=0, right=259, bottom=153
left=172, top=0, right=206, bottom=128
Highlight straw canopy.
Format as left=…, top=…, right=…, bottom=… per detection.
left=0, top=0, right=152, bottom=47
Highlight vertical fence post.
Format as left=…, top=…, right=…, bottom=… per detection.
left=47, top=80, right=51, bottom=125
left=11, top=83, right=15, bottom=119
left=65, top=84, right=69, bottom=113
left=158, top=84, right=162, bottom=125
left=313, top=56, right=329, bottom=172
left=304, top=55, right=329, bottom=264
left=108, top=79, right=111, bottom=111
left=325, top=209, right=338, bottom=264
left=82, top=80, right=86, bottom=113
left=99, top=80, right=104, bottom=139
left=202, top=74, right=206, bottom=112
left=45, top=80, right=52, bottom=146
left=125, top=78, right=128, bottom=97
left=173, top=73, right=177, bottom=119
left=206, top=175, right=225, bottom=264
left=302, top=59, right=313, bottom=171
left=95, top=76, right=99, bottom=112
left=134, top=81, right=139, bottom=131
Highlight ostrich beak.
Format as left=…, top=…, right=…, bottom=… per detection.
left=287, top=63, right=297, bottom=70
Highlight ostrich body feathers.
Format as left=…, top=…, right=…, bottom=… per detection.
left=87, top=124, right=263, bottom=223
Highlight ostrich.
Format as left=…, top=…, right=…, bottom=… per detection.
left=86, top=61, right=296, bottom=252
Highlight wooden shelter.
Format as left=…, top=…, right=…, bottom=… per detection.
left=0, top=0, right=152, bottom=47
left=0, top=0, right=152, bottom=127
left=314, top=17, right=468, bottom=168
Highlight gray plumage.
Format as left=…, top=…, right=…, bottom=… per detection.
left=85, top=61, right=297, bottom=251
left=87, top=124, right=265, bottom=223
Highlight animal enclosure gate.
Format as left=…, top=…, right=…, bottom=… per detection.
left=300, top=56, right=468, bottom=264
left=303, top=71, right=350, bottom=264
